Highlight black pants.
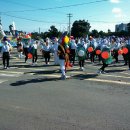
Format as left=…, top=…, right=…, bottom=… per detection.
left=100, top=62, right=108, bottom=71
left=70, top=49, right=76, bottom=64
left=128, top=52, right=130, bottom=68
left=3, top=52, right=10, bottom=67
left=122, top=54, right=128, bottom=65
left=32, top=49, right=38, bottom=63
left=24, top=48, right=28, bottom=62
left=79, top=60, right=84, bottom=67
left=44, top=52, right=50, bottom=64
left=90, top=51, right=95, bottom=62
left=113, top=50, right=118, bottom=63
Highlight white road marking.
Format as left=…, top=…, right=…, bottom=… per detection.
left=0, top=73, right=21, bottom=77
left=0, top=80, right=7, bottom=84
left=0, top=70, right=24, bottom=74
left=84, top=78, right=130, bottom=85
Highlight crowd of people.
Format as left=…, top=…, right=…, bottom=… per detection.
left=1, top=34, right=130, bottom=80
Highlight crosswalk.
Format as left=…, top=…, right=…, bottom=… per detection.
left=0, top=62, right=130, bottom=86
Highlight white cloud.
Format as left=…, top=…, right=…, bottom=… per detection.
left=110, top=0, right=120, bottom=3
left=112, top=8, right=127, bottom=19
left=112, top=8, right=122, bottom=14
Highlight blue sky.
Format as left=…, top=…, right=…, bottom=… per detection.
left=0, top=0, right=130, bottom=33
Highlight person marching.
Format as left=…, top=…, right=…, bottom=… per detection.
left=17, top=37, right=23, bottom=59
left=122, top=37, right=129, bottom=66
left=88, top=36, right=97, bottom=63
left=76, top=39, right=87, bottom=71
left=70, top=37, right=77, bottom=65
left=42, top=38, right=51, bottom=65
left=112, top=38, right=120, bottom=63
left=97, top=39, right=114, bottom=74
left=31, top=40, right=38, bottom=66
left=22, top=37, right=30, bottom=63
left=57, top=38, right=67, bottom=80
left=1, top=37, right=11, bottom=69
left=125, top=36, right=130, bottom=70
left=52, top=37, right=59, bottom=65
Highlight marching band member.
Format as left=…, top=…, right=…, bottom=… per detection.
left=52, top=37, right=59, bottom=65
left=57, top=38, right=67, bottom=80
left=76, top=41, right=86, bottom=71
left=70, top=38, right=77, bottom=65
left=88, top=36, right=97, bottom=63
left=42, top=38, right=52, bottom=65
left=1, top=37, right=11, bottom=69
left=31, top=40, right=38, bottom=65
left=22, top=38, right=30, bottom=63
left=97, top=39, right=113, bottom=74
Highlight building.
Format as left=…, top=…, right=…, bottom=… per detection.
left=115, top=23, right=128, bottom=32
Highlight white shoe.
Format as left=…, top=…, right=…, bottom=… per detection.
left=3, top=66, right=7, bottom=69
left=61, top=75, right=66, bottom=80
left=81, top=67, right=84, bottom=71
left=79, top=67, right=82, bottom=70
left=31, top=63, right=35, bottom=66
left=97, top=69, right=102, bottom=74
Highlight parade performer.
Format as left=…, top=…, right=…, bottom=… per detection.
left=31, top=40, right=38, bottom=65
left=1, top=37, right=11, bottom=69
left=76, top=41, right=86, bottom=71
left=69, top=36, right=77, bottom=65
left=52, top=37, right=59, bottom=65
left=22, top=35, right=31, bottom=63
left=124, top=36, right=130, bottom=70
left=42, top=38, right=51, bottom=65
left=87, top=36, right=97, bottom=63
left=97, top=40, right=113, bottom=74
left=57, top=34, right=72, bottom=79
left=17, top=37, right=23, bottom=59
left=112, top=38, right=120, bottom=63
left=121, top=37, right=129, bottom=66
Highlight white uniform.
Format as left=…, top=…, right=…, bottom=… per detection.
left=53, top=42, right=59, bottom=65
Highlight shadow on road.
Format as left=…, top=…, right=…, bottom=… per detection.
left=10, top=73, right=98, bottom=86
left=10, top=77, right=60, bottom=86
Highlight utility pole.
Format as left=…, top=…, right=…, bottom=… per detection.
left=39, top=27, right=40, bottom=34
left=67, top=13, right=72, bottom=36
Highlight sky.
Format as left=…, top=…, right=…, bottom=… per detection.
left=0, top=0, right=130, bottom=33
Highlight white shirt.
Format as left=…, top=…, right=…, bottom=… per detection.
left=2, top=44, right=10, bottom=52
left=32, top=43, right=38, bottom=49
left=42, top=45, right=51, bottom=52
left=70, top=40, right=77, bottom=50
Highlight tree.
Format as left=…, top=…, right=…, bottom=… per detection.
left=98, top=31, right=106, bottom=38
left=90, top=29, right=99, bottom=38
left=48, top=25, right=60, bottom=38
left=71, top=20, right=91, bottom=38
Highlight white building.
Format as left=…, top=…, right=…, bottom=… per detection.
left=115, top=23, right=128, bottom=32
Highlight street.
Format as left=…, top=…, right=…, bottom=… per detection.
left=0, top=49, right=130, bottom=130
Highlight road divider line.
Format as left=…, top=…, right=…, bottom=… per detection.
left=84, top=78, right=130, bottom=85
left=0, top=70, right=24, bottom=74
left=0, top=80, right=7, bottom=84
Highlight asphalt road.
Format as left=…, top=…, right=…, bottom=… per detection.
left=0, top=49, right=130, bottom=130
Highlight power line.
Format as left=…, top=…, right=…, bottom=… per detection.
left=0, top=0, right=109, bottom=13
left=1, top=0, right=38, bottom=9
left=2, top=13, right=67, bottom=25
left=2, top=12, right=128, bottom=25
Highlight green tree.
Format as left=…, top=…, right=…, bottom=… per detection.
left=90, top=29, right=99, bottom=38
left=48, top=25, right=60, bottom=38
left=98, top=31, right=106, bottom=37
left=71, top=20, right=91, bottom=38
